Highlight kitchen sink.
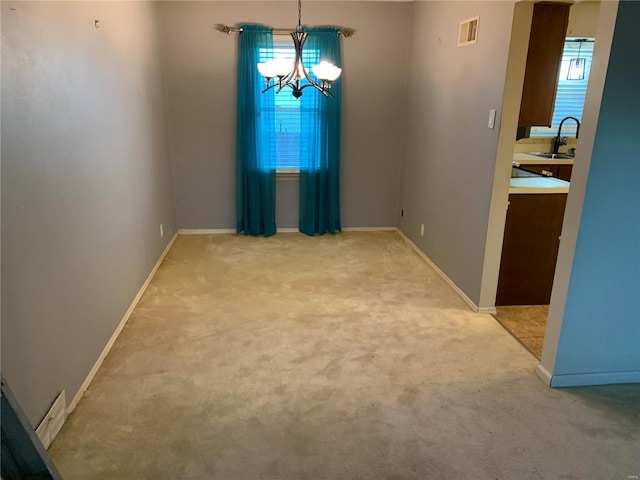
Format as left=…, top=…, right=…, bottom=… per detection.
left=528, top=152, right=575, bottom=160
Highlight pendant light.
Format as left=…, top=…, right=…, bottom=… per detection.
left=256, top=0, right=342, bottom=98
left=567, top=39, right=586, bottom=80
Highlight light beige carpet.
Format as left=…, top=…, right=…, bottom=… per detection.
left=49, top=232, right=640, bottom=479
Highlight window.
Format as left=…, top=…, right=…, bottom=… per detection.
left=530, top=38, right=595, bottom=137
left=258, top=35, right=320, bottom=172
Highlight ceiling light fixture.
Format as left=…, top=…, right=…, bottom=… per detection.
left=567, top=39, right=586, bottom=80
left=256, top=0, right=342, bottom=98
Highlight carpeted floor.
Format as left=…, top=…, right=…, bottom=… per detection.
left=49, top=232, right=640, bottom=479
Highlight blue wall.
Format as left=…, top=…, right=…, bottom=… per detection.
left=552, top=0, right=640, bottom=385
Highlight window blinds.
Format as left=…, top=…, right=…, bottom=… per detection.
left=258, top=36, right=320, bottom=170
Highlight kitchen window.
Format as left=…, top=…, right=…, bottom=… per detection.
left=530, top=38, right=595, bottom=137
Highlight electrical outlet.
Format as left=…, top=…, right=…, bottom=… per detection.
left=420, top=224, right=425, bottom=237
left=160, top=224, right=164, bottom=238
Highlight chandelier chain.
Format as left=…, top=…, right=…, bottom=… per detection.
left=298, top=0, right=302, bottom=29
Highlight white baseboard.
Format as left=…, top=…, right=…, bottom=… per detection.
left=550, top=369, right=640, bottom=388
left=67, top=232, right=178, bottom=414
left=35, top=390, right=66, bottom=449
left=178, top=228, right=299, bottom=234
left=535, top=364, right=553, bottom=386
left=397, top=230, right=482, bottom=313
left=178, top=227, right=399, bottom=235
left=478, top=306, right=497, bottom=315
left=178, top=228, right=235, bottom=234
left=342, top=227, right=398, bottom=232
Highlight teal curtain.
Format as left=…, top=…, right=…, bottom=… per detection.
left=299, top=28, right=342, bottom=236
left=236, top=25, right=277, bottom=236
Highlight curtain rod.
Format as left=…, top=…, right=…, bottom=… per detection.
left=215, top=24, right=355, bottom=38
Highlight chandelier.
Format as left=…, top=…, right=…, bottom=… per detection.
left=256, top=0, right=342, bottom=98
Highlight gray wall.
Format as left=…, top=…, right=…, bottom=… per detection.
left=156, top=1, right=412, bottom=229
left=399, top=1, right=515, bottom=306
left=1, top=1, right=176, bottom=425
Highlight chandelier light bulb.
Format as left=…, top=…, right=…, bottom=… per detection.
left=272, top=57, right=294, bottom=77
left=312, top=61, right=342, bottom=82
left=257, top=62, right=276, bottom=79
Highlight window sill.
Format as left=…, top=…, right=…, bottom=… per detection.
left=276, top=169, right=300, bottom=178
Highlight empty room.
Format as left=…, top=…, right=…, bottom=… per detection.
left=1, top=0, right=638, bottom=479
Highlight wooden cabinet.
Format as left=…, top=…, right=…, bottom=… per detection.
left=556, top=164, right=573, bottom=181
left=518, top=2, right=571, bottom=127
left=521, top=163, right=573, bottom=181
left=524, top=164, right=557, bottom=177
left=496, top=193, right=568, bottom=306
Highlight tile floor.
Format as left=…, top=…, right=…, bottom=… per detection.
left=494, top=305, right=549, bottom=359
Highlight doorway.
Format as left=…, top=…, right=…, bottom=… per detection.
left=484, top=1, right=600, bottom=360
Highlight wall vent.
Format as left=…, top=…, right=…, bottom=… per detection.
left=458, top=16, right=479, bottom=47
left=35, top=390, right=66, bottom=449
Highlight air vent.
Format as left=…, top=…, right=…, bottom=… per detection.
left=458, top=16, right=479, bottom=47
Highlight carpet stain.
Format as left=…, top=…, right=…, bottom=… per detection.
left=311, top=387, right=333, bottom=401
left=318, top=357, right=343, bottom=379
left=397, top=385, right=421, bottom=407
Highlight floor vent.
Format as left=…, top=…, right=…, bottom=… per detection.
left=458, top=16, right=479, bottom=47
left=35, top=390, right=66, bottom=449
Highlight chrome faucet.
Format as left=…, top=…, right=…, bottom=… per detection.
left=552, top=116, right=581, bottom=154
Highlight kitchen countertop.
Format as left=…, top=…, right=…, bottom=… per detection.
left=513, top=152, right=574, bottom=165
left=509, top=176, right=570, bottom=194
